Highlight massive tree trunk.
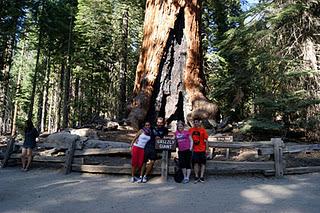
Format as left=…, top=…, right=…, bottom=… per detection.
left=127, top=0, right=219, bottom=128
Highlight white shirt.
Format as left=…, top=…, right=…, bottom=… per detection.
left=134, top=133, right=151, bottom=148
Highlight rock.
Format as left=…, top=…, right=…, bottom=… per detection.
left=105, top=121, right=119, bottom=131
left=46, top=132, right=81, bottom=149
left=117, top=125, right=135, bottom=131
left=95, top=125, right=103, bottom=130
left=201, top=119, right=214, bottom=129
left=0, top=136, right=10, bottom=144
left=38, top=132, right=51, bottom=138
left=70, top=128, right=98, bottom=139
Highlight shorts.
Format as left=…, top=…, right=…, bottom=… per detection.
left=178, top=150, right=192, bottom=169
left=192, top=152, right=206, bottom=165
left=131, top=146, right=145, bottom=168
left=144, top=147, right=157, bottom=162
left=22, top=141, right=36, bottom=149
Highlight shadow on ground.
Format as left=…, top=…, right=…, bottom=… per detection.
left=0, top=167, right=319, bottom=213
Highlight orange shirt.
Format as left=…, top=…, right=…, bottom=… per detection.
left=189, top=127, right=208, bottom=152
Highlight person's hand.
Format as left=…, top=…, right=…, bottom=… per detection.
left=205, top=149, right=210, bottom=156
left=167, top=132, right=174, bottom=138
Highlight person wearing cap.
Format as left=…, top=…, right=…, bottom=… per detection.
left=130, top=122, right=152, bottom=183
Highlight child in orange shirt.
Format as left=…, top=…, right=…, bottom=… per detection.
left=189, top=118, right=209, bottom=183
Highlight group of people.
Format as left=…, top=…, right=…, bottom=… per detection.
left=131, top=117, right=209, bottom=184
left=20, top=117, right=209, bottom=183
left=130, top=117, right=168, bottom=183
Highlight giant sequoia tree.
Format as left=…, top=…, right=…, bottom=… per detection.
left=127, top=0, right=219, bottom=128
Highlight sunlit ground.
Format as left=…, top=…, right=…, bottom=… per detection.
left=0, top=167, right=319, bottom=213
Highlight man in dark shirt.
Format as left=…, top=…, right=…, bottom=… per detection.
left=142, top=117, right=168, bottom=182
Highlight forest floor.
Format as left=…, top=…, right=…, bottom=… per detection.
left=1, top=129, right=320, bottom=212
left=1, top=167, right=320, bottom=213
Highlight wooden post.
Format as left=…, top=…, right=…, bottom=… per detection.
left=161, top=150, right=168, bottom=182
left=226, top=148, right=230, bottom=159
left=1, top=137, right=15, bottom=168
left=272, top=138, right=284, bottom=177
left=64, top=140, right=76, bottom=174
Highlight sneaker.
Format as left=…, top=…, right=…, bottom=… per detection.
left=199, top=177, right=205, bottom=183
left=194, top=178, right=200, bottom=184
left=136, top=176, right=143, bottom=183
left=142, top=176, right=148, bottom=183
left=183, top=178, right=189, bottom=184
left=130, top=177, right=136, bottom=183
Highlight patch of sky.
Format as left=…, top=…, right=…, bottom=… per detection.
left=242, top=0, right=260, bottom=11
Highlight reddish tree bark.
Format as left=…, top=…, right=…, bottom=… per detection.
left=127, top=0, right=219, bottom=128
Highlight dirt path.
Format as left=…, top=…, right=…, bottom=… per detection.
left=1, top=167, right=320, bottom=213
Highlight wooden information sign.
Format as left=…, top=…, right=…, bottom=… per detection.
left=210, top=135, right=233, bottom=142
left=209, top=135, right=233, bottom=159
left=155, top=138, right=176, bottom=151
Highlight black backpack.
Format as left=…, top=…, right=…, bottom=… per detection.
left=173, top=158, right=184, bottom=183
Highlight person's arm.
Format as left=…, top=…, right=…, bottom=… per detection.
left=189, top=135, right=193, bottom=151
left=33, top=128, right=39, bottom=137
left=205, top=139, right=209, bottom=151
left=203, top=129, right=209, bottom=153
left=33, top=128, right=39, bottom=142
left=131, top=130, right=142, bottom=146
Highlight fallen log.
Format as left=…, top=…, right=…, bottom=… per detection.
left=74, top=148, right=131, bottom=156
left=83, top=139, right=130, bottom=149
left=45, top=132, right=83, bottom=149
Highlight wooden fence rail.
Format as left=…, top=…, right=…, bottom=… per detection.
left=1, top=137, right=320, bottom=179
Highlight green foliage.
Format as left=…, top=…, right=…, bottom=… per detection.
left=205, top=0, right=320, bottom=138
left=240, top=117, right=283, bottom=134
left=73, top=0, right=144, bottom=122
left=3, top=0, right=319, bottom=140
